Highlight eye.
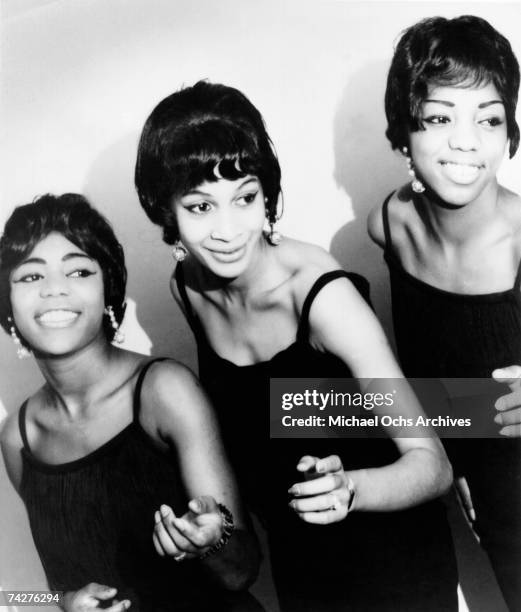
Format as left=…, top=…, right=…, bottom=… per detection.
left=186, top=201, right=213, bottom=215
left=422, top=115, right=450, bottom=126
left=479, top=116, right=504, bottom=128
left=67, top=268, right=96, bottom=278
left=13, top=272, right=43, bottom=283
left=236, top=191, right=259, bottom=206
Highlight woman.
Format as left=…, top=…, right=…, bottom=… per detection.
left=135, top=81, right=457, bottom=611
left=368, top=15, right=521, bottom=610
left=0, top=194, right=262, bottom=612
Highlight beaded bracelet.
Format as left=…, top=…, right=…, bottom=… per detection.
left=200, top=503, right=235, bottom=559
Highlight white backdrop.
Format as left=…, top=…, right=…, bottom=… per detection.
left=1, top=0, right=520, bottom=605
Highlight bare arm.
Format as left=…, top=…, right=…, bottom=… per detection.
left=141, top=361, right=260, bottom=590
left=290, top=276, right=452, bottom=521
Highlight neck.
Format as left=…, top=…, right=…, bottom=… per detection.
left=200, top=235, right=277, bottom=303
left=418, top=180, right=500, bottom=247
left=36, top=334, right=118, bottom=416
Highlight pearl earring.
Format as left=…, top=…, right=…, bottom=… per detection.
left=7, top=316, right=31, bottom=359
left=104, top=306, right=124, bottom=344
left=172, top=241, right=188, bottom=262
left=265, top=197, right=282, bottom=246
left=402, top=146, right=425, bottom=193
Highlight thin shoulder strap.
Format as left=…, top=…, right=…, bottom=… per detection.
left=18, top=400, right=30, bottom=451
left=132, top=358, right=169, bottom=421
left=381, top=191, right=394, bottom=250
left=514, top=257, right=521, bottom=292
left=297, top=270, right=371, bottom=343
left=175, top=264, right=202, bottom=336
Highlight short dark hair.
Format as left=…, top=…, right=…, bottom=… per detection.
left=385, top=15, right=520, bottom=158
left=135, top=80, right=282, bottom=244
left=0, top=193, right=127, bottom=344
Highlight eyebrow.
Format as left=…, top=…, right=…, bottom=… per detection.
left=17, top=252, right=93, bottom=266
left=184, top=177, right=259, bottom=198
left=424, top=99, right=504, bottom=109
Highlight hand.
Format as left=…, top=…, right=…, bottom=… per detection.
left=493, top=365, right=521, bottom=437
left=62, top=583, right=130, bottom=611
left=288, top=455, right=355, bottom=524
left=454, top=476, right=476, bottom=524
left=153, top=496, right=223, bottom=561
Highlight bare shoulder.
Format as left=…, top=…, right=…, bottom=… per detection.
left=138, top=359, right=210, bottom=436
left=276, top=237, right=347, bottom=304
left=0, top=404, right=27, bottom=492
left=367, top=188, right=410, bottom=248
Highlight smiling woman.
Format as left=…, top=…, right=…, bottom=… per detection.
left=0, top=194, right=263, bottom=612
left=368, top=15, right=521, bottom=611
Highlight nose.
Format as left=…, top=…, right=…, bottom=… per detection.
left=211, top=208, right=241, bottom=242
left=40, top=271, right=69, bottom=297
left=448, top=119, right=480, bottom=152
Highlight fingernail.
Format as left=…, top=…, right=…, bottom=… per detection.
left=160, top=505, right=170, bottom=518
left=494, top=414, right=502, bottom=425
left=191, top=500, right=201, bottom=512
left=499, top=427, right=510, bottom=437
left=495, top=399, right=504, bottom=411
left=316, top=462, right=324, bottom=473
left=288, top=485, right=299, bottom=495
left=288, top=500, right=296, bottom=510
left=154, top=511, right=160, bottom=524
left=470, top=510, right=476, bottom=521
left=296, top=462, right=306, bottom=470
left=123, top=600, right=131, bottom=609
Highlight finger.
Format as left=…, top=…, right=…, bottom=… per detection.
left=297, top=508, right=347, bottom=525
left=154, top=511, right=182, bottom=556
left=159, top=508, right=199, bottom=553
left=296, top=455, right=319, bottom=472
left=290, top=491, right=348, bottom=513
left=495, top=392, right=521, bottom=412
left=492, top=366, right=521, bottom=387
left=85, top=583, right=117, bottom=600
left=499, top=424, right=521, bottom=438
left=105, top=599, right=131, bottom=611
left=494, top=406, right=521, bottom=426
left=288, top=473, right=344, bottom=497
left=152, top=531, right=165, bottom=557
left=455, top=476, right=475, bottom=522
left=315, top=455, right=343, bottom=474
left=188, top=495, right=218, bottom=516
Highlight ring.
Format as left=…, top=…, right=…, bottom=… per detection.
left=174, top=552, right=187, bottom=562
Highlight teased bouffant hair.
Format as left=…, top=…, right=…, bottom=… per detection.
left=385, top=15, right=520, bottom=157
left=135, top=80, right=282, bottom=244
left=0, top=193, right=126, bottom=345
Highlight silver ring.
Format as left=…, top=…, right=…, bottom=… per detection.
left=174, top=552, right=187, bottom=562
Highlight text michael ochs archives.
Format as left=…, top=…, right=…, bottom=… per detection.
left=269, top=379, right=505, bottom=439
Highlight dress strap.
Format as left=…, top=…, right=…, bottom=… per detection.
left=296, top=270, right=371, bottom=343
left=18, top=400, right=31, bottom=451
left=132, top=358, right=169, bottom=422
left=381, top=191, right=395, bottom=251
left=175, top=264, right=203, bottom=337
left=514, top=257, right=521, bottom=293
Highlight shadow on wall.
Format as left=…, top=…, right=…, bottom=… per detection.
left=82, top=132, right=197, bottom=371
left=330, top=60, right=407, bottom=343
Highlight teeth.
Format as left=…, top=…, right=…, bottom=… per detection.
left=441, top=162, right=480, bottom=183
left=38, top=310, right=78, bottom=323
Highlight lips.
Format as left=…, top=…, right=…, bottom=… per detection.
left=439, top=161, right=482, bottom=184
left=36, top=309, right=80, bottom=327
left=206, top=244, right=247, bottom=263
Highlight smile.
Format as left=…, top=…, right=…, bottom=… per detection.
left=439, top=161, right=482, bottom=184
left=206, top=245, right=247, bottom=263
left=36, top=309, right=80, bottom=327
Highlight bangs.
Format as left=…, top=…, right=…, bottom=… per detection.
left=167, top=118, right=264, bottom=197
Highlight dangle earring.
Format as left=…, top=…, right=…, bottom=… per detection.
left=266, top=197, right=282, bottom=246
left=7, top=316, right=30, bottom=359
left=104, top=305, right=125, bottom=344
left=402, top=146, right=425, bottom=193
left=172, top=240, right=188, bottom=262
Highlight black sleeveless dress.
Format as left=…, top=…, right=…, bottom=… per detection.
left=382, top=192, right=521, bottom=611
left=176, top=266, right=458, bottom=611
left=18, top=358, right=264, bottom=612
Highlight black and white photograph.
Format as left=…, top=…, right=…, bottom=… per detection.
left=1, top=1, right=520, bottom=611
